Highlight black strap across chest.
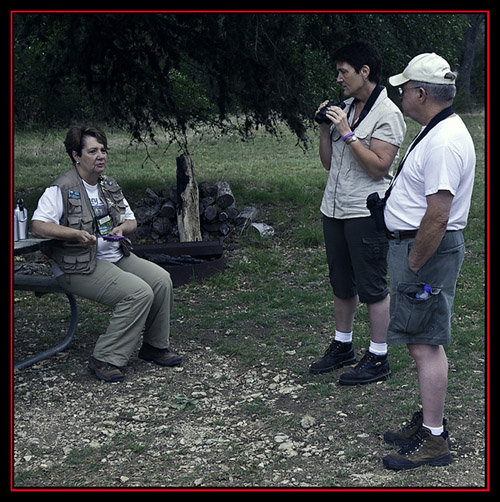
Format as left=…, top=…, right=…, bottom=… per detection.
left=348, top=84, right=384, bottom=133
left=383, top=106, right=454, bottom=202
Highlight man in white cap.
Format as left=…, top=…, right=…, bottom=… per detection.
left=381, top=53, right=476, bottom=470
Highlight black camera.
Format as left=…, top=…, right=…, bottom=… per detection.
left=366, top=192, right=386, bottom=233
left=315, top=100, right=346, bottom=124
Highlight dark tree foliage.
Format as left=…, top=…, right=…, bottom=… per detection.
left=13, top=12, right=479, bottom=151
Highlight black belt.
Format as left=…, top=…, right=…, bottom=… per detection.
left=386, top=229, right=418, bottom=240
left=387, top=229, right=460, bottom=240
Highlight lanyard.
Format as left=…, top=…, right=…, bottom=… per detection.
left=350, top=85, right=384, bottom=132
left=384, top=106, right=454, bottom=201
left=341, top=84, right=384, bottom=134
left=333, top=85, right=384, bottom=142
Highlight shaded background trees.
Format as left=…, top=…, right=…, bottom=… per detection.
left=13, top=12, right=486, bottom=150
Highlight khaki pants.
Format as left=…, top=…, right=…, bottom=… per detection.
left=56, top=253, right=173, bottom=366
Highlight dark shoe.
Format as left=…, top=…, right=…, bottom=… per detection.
left=309, top=340, right=356, bottom=374
left=338, top=350, right=391, bottom=385
left=385, top=409, right=450, bottom=447
left=138, top=342, right=182, bottom=367
left=88, top=356, right=124, bottom=382
left=383, top=426, right=452, bottom=470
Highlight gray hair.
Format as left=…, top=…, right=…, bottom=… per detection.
left=412, top=76, right=457, bottom=103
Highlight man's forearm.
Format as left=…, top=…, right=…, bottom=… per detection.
left=408, top=218, right=447, bottom=273
left=408, top=190, right=453, bottom=273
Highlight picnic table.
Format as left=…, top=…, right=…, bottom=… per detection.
left=13, top=237, right=79, bottom=370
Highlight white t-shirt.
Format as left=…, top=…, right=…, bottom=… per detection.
left=32, top=179, right=136, bottom=275
left=384, top=115, right=475, bottom=232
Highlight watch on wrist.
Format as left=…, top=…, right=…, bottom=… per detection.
left=345, top=135, right=358, bottom=145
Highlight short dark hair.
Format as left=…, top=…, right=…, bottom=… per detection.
left=64, top=125, right=108, bottom=164
left=333, top=41, right=383, bottom=84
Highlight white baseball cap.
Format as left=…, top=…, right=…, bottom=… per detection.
left=388, top=53, right=456, bottom=87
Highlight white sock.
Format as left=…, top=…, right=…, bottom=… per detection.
left=334, top=330, right=352, bottom=344
left=369, top=341, right=387, bottom=356
left=423, top=423, right=444, bottom=436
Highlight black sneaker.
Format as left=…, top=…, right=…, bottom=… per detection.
left=338, top=350, right=391, bottom=385
left=309, top=340, right=356, bottom=374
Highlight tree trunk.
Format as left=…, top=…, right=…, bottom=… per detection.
left=457, top=14, right=484, bottom=99
left=176, top=154, right=202, bottom=242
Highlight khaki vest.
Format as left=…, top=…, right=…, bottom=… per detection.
left=48, top=166, right=127, bottom=274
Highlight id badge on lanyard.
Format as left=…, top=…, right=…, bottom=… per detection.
left=95, top=214, right=113, bottom=236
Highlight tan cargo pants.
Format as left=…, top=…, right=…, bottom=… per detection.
left=56, top=253, right=173, bottom=367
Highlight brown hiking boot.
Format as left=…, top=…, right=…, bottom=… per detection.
left=88, top=356, right=124, bottom=382
left=384, top=409, right=423, bottom=446
left=138, top=342, right=182, bottom=367
left=384, top=409, right=449, bottom=447
left=383, top=426, right=452, bottom=470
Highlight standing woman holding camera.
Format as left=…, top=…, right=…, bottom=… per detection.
left=310, top=41, right=406, bottom=385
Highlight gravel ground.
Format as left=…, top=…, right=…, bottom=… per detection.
left=13, top=335, right=487, bottom=490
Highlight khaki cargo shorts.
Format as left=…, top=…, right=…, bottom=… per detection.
left=387, top=230, right=465, bottom=345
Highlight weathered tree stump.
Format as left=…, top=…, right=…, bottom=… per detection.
left=176, top=154, right=202, bottom=242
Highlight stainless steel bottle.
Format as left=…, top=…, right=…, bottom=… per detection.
left=14, top=198, right=28, bottom=240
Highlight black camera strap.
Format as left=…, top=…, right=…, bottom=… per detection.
left=349, top=84, right=384, bottom=132
left=383, top=105, right=454, bottom=202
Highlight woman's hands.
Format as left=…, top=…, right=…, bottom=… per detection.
left=316, top=100, right=352, bottom=172
left=315, top=100, right=352, bottom=137
left=31, top=219, right=137, bottom=248
left=76, top=230, right=97, bottom=248
left=315, top=99, right=399, bottom=181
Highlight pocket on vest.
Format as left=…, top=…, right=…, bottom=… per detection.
left=61, top=251, right=93, bottom=272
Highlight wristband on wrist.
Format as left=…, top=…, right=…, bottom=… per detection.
left=342, top=132, right=355, bottom=142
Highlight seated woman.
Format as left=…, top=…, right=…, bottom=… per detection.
left=31, top=125, right=182, bottom=382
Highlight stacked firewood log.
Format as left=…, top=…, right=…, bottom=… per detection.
left=132, top=180, right=258, bottom=242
